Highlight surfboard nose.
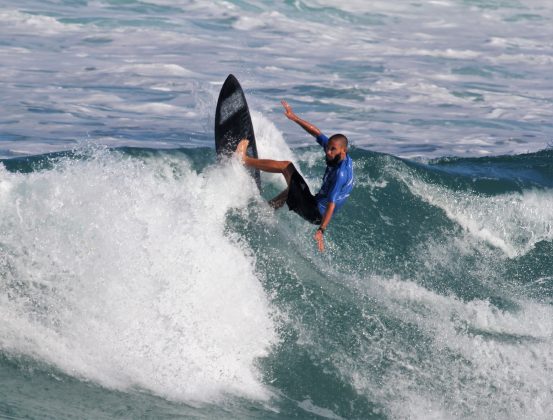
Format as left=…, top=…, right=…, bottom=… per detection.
left=214, top=74, right=261, bottom=190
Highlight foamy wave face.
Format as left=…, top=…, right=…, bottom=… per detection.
left=405, top=177, right=553, bottom=257
left=337, top=275, right=553, bottom=419
left=0, top=148, right=277, bottom=403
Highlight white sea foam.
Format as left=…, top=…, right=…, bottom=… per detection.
left=337, top=275, right=553, bottom=419
left=0, top=10, right=81, bottom=34
left=114, top=64, right=195, bottom=77
left=251, top=111, right=301, bottom=189
left=409, top=181, right=553, bottom=258
left=0, top=149, right=278, bottom=403
left=233, top=16, right=266, bottom=31
left=1, top=0, right=553, bottom=157
left=113, top=102, right=185, bottom=115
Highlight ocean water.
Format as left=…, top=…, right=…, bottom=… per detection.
left=1, top=1, right=552, bottom=419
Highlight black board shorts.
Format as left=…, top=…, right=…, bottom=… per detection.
left=286, top=170, right=322, bottom=225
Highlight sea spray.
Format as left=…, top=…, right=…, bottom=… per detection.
left=0, top=146, right=278, bottom=403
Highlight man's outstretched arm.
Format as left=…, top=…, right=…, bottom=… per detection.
left=281, top=100, right=322, bottom=138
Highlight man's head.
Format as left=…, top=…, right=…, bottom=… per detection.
left=325, top=134, right=348, bottom=167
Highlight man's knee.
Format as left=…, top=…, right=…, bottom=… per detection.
left=283, top=162, right=296, bottom=184
left=283, top=161, right=296, bottom=176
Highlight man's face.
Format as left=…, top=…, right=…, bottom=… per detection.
left=326, top=139, right=346, bottom=162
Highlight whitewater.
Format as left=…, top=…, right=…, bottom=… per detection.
left=1, top=1, right=552, bottom=419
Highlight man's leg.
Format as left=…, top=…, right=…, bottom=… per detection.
left=236, top=139, right=295, bottom=185
left=236, top=139, right=297, bottom=209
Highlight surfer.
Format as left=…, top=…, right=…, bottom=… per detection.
left=236, top=100, right=353, bottom=252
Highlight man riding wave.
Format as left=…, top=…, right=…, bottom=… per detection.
left=236, top=100, right=354, bottom=252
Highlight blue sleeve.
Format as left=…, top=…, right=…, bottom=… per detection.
left=328, top=168, right=348, bottom=203
left=316, top=133, right=329, bottom=148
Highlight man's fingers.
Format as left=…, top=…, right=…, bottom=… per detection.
left=281, top=99, right=291, bottom=112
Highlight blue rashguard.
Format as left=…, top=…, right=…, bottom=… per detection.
left=314, top=134, right=354, bottom=215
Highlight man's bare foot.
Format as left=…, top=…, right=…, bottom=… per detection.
left=235, top=139, right=249, bottom=163
left=268, top=188, right=289, bottom=210
left=268, top=196, right=286, bottom=210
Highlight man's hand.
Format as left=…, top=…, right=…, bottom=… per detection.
left=281, top=99, right=322, bottom=137
left=281, top=100, right=297, bottom=121
left=314, top=203, right=335, bottom=253
left=314, top=229, right=325, bottom=252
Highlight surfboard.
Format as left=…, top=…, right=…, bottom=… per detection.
left=215, top=74, right=261, bottom=189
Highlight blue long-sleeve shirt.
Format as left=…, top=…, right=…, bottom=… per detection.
left=315, top=134, right=354, bottom=215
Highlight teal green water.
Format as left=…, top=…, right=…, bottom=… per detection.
left=1, top=146, right=552, bottom=418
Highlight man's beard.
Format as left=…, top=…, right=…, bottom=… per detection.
left=326, top=155, right=341, bottom=167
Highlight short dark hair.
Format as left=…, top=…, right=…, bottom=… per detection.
left=328, top=133, right=348, bottom=148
